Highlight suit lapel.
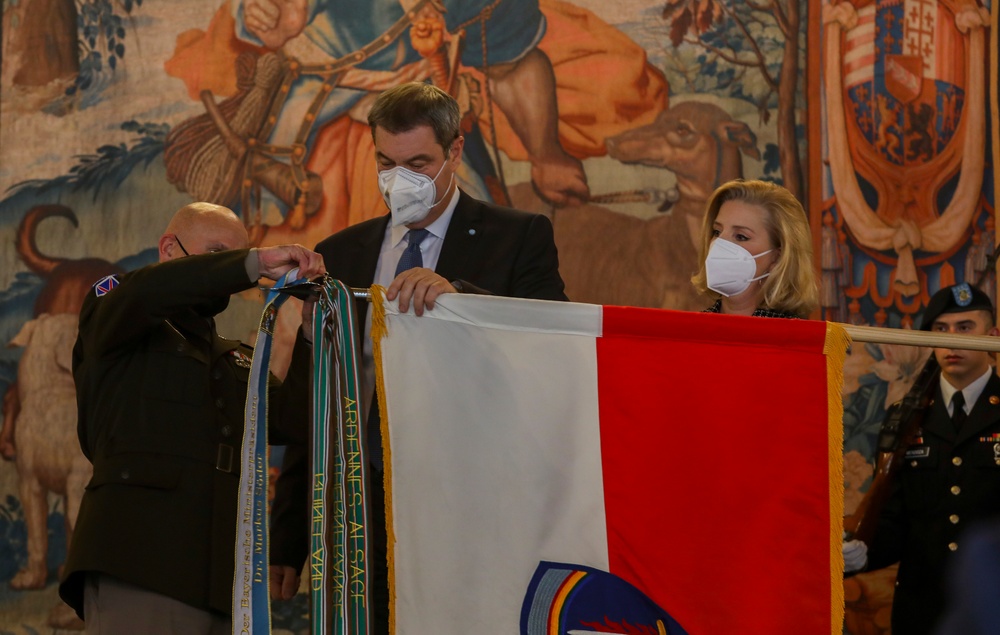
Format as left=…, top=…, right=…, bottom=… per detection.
left=923, top=384, right=955, bottom=443
left=350, top=216, right=388, bottom=287
left=436, top=191, right=482, bottom=281
left=345, top=216, right=389, bottom=325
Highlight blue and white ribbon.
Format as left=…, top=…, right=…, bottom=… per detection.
left=233, top=270, right=306, bottom=634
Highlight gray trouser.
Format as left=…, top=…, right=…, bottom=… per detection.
left=84, top=574, right=231, bottom=635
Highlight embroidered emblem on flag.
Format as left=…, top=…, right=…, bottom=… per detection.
left=93, top=274, right=120, bottom=297
left=520, top=562, right=688, bottom=635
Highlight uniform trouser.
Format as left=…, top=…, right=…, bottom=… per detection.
left=84, top=573, right=231, bottom=635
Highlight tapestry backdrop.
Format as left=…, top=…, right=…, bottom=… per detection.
left=0, top=0, right=995, bottom=632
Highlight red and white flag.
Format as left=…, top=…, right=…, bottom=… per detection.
left=372, top=293, right=847, bottom=635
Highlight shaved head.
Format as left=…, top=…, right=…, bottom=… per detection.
left=160, top=202, right=249, bottom=262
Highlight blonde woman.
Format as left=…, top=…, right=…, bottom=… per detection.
left=691, top=179, right=819, bottom=318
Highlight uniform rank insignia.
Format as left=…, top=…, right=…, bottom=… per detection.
left=231, top=350, right=253, bottom=369
left=93, top=274, right=120, bottom=297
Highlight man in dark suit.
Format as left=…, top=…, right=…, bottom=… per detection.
left=59, top=202, right=325, bottom=633
left=268, top=82, right=567, bottom=632
left=843, top=282, right=1000, bottom=635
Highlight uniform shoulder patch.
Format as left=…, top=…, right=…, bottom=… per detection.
left=93, top=274, right=120, bottom=297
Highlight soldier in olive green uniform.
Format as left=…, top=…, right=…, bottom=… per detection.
left=58, top=202, right=324, bottom=634
left=844, top=283, right=1000, bottom=635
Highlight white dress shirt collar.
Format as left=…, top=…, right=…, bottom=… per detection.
left=940, top=366, right=994, bottom=415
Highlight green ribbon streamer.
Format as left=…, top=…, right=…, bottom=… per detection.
left=310, top=278, right=371, bottom=635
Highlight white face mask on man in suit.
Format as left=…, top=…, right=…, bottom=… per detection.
left=377, top=161, right=453, bottom=227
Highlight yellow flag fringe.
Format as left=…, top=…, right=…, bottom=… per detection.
left=824, top=321, right=850, bottom=635
left=369, top=285, right=396, bottom=635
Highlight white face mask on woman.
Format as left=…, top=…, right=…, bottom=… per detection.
left=377, top=160, right=452, bottom=226
left=705, top=238, right=774, bottom=297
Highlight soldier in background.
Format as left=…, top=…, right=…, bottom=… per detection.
left=844, top=283, right=1000, bottom=635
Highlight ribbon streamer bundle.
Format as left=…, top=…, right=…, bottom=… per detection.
left=309, top=278, right=372, bottom=635
left=232, top=275, right=371, bottom=634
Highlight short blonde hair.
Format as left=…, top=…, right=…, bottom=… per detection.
left=691, top=179, right=819, bottom=317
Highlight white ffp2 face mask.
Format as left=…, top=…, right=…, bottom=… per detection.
left=377, top=160, right=452, bottom=227
left=705, top=238, right=774, bottom=297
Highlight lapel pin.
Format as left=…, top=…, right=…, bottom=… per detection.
left=991, top=396, right=1000, bottom=405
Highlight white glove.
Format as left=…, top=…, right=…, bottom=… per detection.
left=843, top=537, right=868, bottom=573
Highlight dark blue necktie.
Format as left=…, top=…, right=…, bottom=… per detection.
left=395, top=228, right=430, bottom=276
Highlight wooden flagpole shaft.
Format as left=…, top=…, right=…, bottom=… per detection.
left=842, top=324, right=1000, bottom=353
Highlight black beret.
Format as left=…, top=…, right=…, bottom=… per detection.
left=920, top=283, right=995, bottom=331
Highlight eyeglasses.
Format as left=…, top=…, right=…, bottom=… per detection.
left=174, top=235, right=228, bottom=255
